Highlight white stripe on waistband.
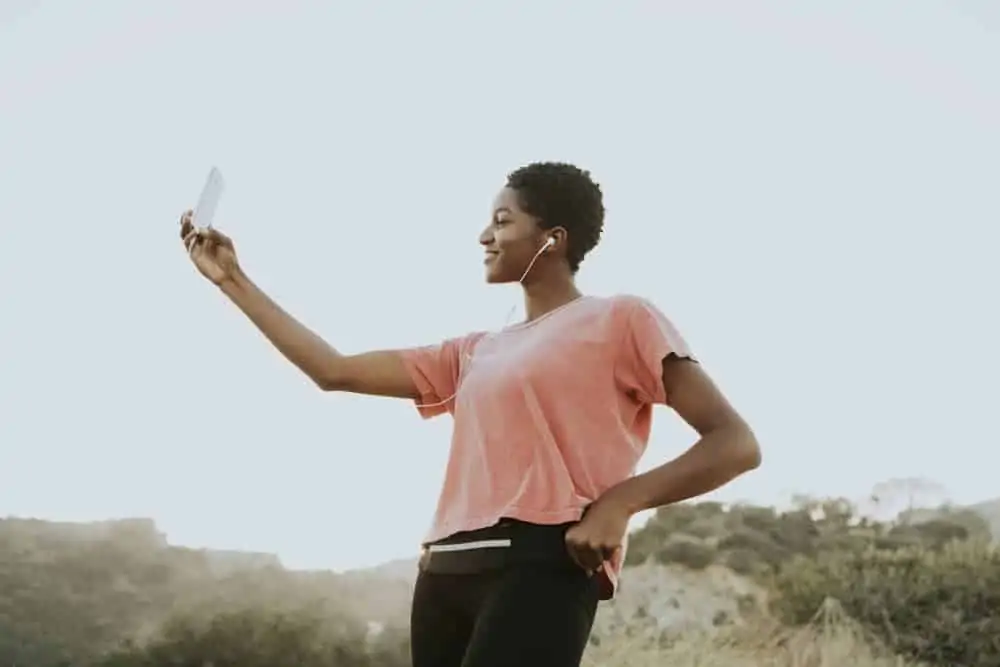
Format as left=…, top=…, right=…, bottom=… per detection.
left=426, top=539, right=512, bottom=553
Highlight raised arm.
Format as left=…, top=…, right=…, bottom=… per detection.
left=219, top=272, right=419, bottom=397
left=180, top=211, right=418, bottom=399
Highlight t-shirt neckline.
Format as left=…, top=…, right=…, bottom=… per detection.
left=500, top=295, right=592, bottom=333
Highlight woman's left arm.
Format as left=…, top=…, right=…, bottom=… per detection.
left=565, top=355, right=761, bottom=572
left=605, top=355, right=761, bottom=514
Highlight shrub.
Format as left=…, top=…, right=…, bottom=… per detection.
left=723, top=548, right=763, bottom=576
left=717, top=529, right=788, bottom=571
left=772, top=539, right=1000, bottom=667
left=93, top=606, right=410, bottom=667
left=654, top=540, right=716, bottom=570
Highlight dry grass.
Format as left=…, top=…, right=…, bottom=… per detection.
left=583, top=598, right=920, bottom=667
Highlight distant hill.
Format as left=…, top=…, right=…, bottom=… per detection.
left=897, top=497, right=1000, bottom=540
left=351, top=555, right=419, bottom=584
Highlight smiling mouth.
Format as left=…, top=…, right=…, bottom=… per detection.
left=484, top=251, right=499, bottom=264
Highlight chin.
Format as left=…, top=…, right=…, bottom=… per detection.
left=484, top=267, right=518, bottom=284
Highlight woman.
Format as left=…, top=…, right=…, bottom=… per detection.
left=179, top=161, right=761, bottom=667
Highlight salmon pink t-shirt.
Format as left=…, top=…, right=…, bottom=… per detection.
left=398, top=294, right=693, bottom=599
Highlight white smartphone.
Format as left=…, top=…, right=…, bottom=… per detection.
left=193, top=167, right=225, bottom=229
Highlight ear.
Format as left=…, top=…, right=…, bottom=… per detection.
left=544, top=226, right=568, bottom=253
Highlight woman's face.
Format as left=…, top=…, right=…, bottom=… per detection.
left=480, top=187, right=548, bottom=284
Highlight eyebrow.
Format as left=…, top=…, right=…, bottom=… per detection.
left=493, top=207, right=513, bottom=216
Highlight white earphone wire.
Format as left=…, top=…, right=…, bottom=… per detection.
left=413, top=237, right=553, bottom=409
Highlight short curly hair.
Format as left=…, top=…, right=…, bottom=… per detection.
left=506, top=162, right=605, bottom=273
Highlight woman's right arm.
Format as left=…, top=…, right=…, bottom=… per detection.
left=219, top=270, right=418, bottom=398
left=180, top=213, right=418, bottom=399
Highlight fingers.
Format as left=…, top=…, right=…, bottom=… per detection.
left=567, top=548, right=602, bottom=575
left=184, top=229, right=220, bottom=258
left=179, top=210, right=193, bottom=239
left=183, top=229, right=202, bottom=254
left=179, top=210, right=231, bottom=249
left=182, top=220, right=210, bottom=254
left=565, top=534, right=616, bottom=575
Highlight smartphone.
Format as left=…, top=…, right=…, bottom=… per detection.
left=193, top=167, right=225, bottom=229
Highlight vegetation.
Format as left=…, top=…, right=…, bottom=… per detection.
left=2, top=483, right=996, bottom=667
left=585, top=602, right=921, bottom=667
left=626, top=493, right=999, bottom=667
left=626, top=496, right=993, bottom=574
left=0, top=517, right=409, bottom=667
left=772, top=540, right=1000, bottom=667
left=95, top=607, right=409, bottom=667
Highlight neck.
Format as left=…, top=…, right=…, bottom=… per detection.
left=521, top=271, right=582, bottom=322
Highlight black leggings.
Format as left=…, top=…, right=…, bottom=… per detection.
left=410, top=562, right=599, bottom=667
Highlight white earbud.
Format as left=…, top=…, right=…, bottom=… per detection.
left=543, top=236, right=556, bottom=251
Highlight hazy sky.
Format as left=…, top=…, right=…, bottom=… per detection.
left=1, top=1, right=997, bottom=572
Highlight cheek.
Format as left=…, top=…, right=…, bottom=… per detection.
left=495, top=230, right=532, bottom=254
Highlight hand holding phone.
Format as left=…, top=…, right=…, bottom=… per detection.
left=180, top=167, right=239, bottom=286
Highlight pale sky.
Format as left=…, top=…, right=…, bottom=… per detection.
left=1, top=1, right=997, bottom=572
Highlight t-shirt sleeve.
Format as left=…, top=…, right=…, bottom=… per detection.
left=397, top=334, right=479, bottom=419
left=615, top=296, right=695, bottom=405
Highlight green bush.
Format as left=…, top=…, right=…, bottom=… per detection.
left=717, top=529, right=789, bottom=571
left=94, top=606, right=410, bottom=667
left=772, top=539, right=1000, bottom=667
left=654, top=539, right=716, bottom=570
left=627, top=497, right=994, bottom=578
left=722, top=548, right=764, bottom=576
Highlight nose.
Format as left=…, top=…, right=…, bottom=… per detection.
left=479, top=225, right=494, bottom=247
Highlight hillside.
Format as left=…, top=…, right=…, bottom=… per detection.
left=339, top=494, right=999, bottom=624
left=337, top=493, right=999, bottom=655
left=0, top=516, right=407, bottom=667
left=2, top=494, right=997, bottom=667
